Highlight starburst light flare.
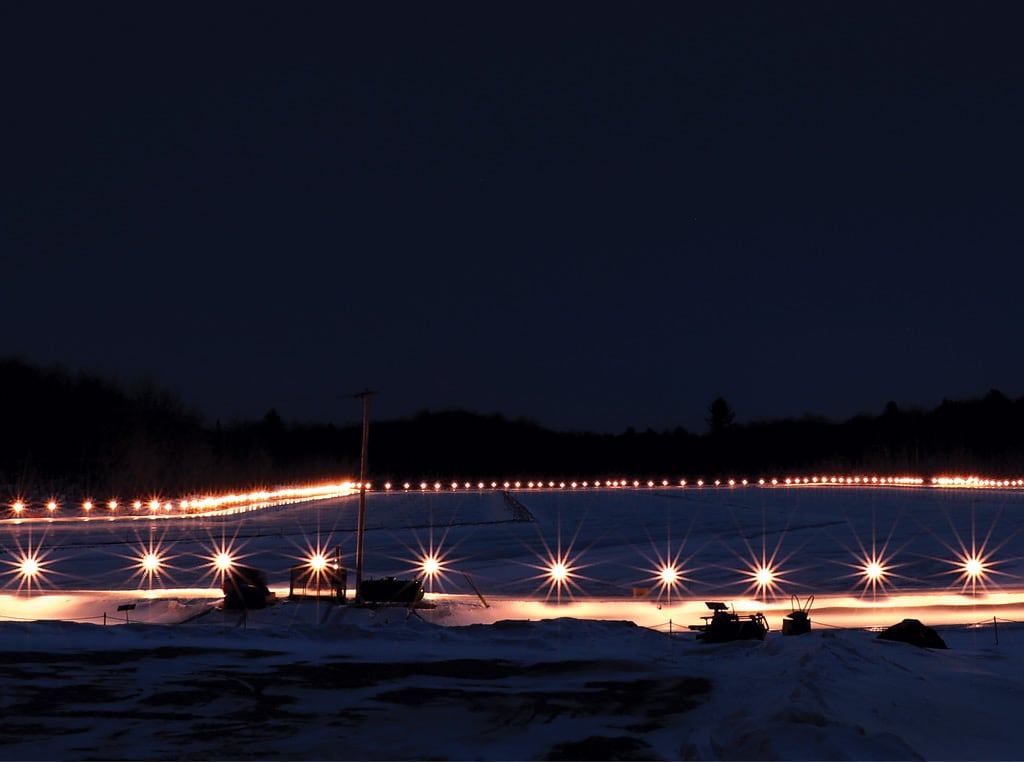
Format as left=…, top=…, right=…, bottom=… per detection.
left=845, top=548, right=897, bottom=598
left=538, top=551, right=583, bottom=604
left=728, top=506, right=803, bottom=602
left=136, top=548, right=165, bottom=588
left=197, top=529, right=252, bottom=588
left=523, top=515, right=596, bottom=605
left=633, top=525, right=701, bottom=607
left=930, top=508, right=1019, bottom=596
left=309, top=552, right=329, bottom=572
left=401, top=533, right=464, bottom=594
left=215, top=552, right=234, bottom=572
left=287, top=527, right=344, bottom=598
left=116, top=527, right=180, bottom=591
left=390, top=506, right=468, bottom=595
left=1, top=529, right=58, bottom=595
left=417, top=552, right=451, bottom=593
left=831, top=510, right=915, bottom=600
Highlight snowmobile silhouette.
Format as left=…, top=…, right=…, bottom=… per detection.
left=689, top=601, right=769, bottom=642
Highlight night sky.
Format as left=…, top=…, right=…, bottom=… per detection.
left=5, top=3, right=1024, bottom=433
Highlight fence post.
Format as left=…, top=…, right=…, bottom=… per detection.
left=994, top=616, right=999, bottom=646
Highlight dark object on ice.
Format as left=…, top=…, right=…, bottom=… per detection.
left=689, top=601, right=769, bottom=642
left=358, top=576, right=425, bottom=605
left=543, top=734, right=657, bottom=761
left=876, top=618, right=948, bottom=649
left=223, top=565, right=272, bottom=610
left=782, top=594, right=814, bottom=636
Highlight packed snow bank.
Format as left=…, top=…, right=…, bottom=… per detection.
left=1, top=600, right=1021, bottom=761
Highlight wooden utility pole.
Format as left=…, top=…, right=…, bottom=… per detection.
left=353, top=389, right=377, bottom=602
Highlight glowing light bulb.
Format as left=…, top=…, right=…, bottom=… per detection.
left=964, top=557, right=985, bottom=579
left=659, top=565, right=679, bottom=585
left=422, top=555, right=441, bottom=577
left=214, top=552, right=233, bottom=572
left=309, top=553, right=328, bottom=572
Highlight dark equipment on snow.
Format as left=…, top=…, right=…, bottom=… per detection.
left=876, top=618, right=948, bottom=649
left=689, top=601, right=769, bottom=642
left=358, top=576, right=425, bottom=605
left=288, top=562, right=347, bottom=602
left=782, top=594, right=814, bottom=635
left=223, top=565, right=273, bottom=610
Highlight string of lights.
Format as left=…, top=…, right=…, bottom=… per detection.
left=5, top=474, right=1023, bottom=523
left=1, top=527, right=1013, bottom=603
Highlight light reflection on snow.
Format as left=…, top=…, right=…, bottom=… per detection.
left=415, top=590, right=1024, bottom=632
left=2, top=587, right=1022, bottom=631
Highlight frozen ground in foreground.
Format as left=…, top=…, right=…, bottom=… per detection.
left=2, top=485, right=1024, bottom=759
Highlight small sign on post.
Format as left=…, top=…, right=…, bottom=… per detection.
left=117, top=603, right=136, bottom=623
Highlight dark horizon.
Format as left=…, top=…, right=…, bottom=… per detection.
left=5, top=353, right=1016, bottom=436
left=5, top=356, right=1024, bottom=503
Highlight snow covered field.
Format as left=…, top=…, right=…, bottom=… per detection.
left=2, top=484, right=1023, bottom=760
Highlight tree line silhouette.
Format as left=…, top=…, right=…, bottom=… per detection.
left=2, top=356, right=1023, bottom=500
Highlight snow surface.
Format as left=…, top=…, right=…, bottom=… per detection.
left=2, top=485, right=1023, bottom=760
